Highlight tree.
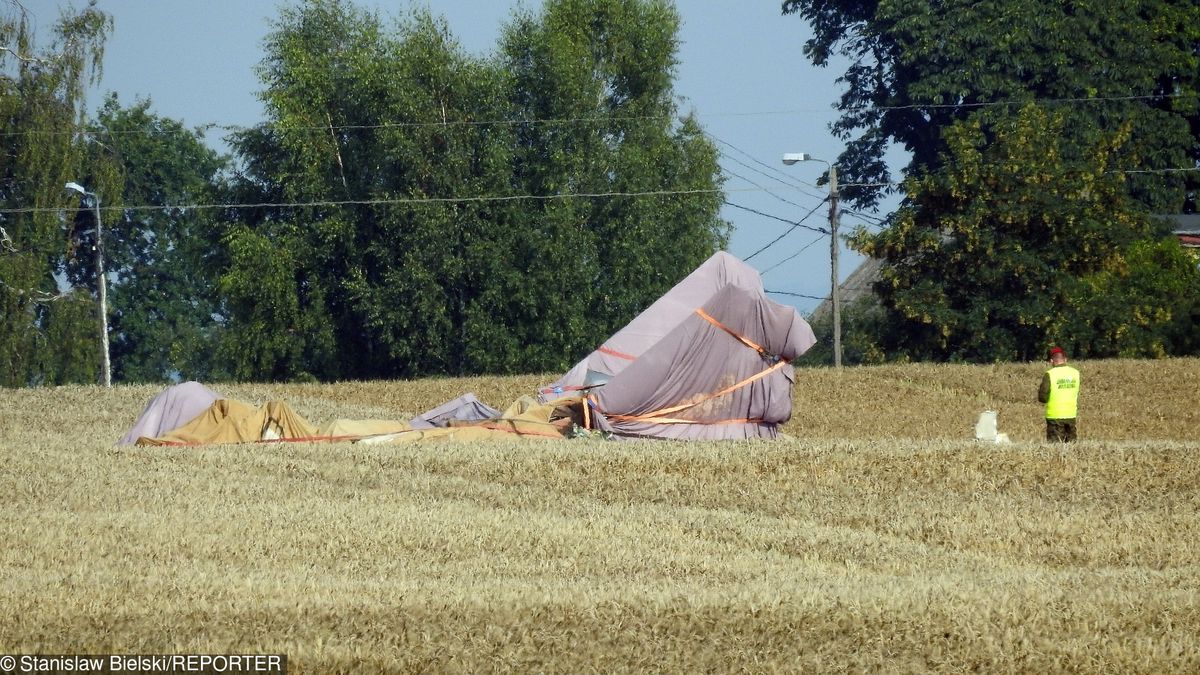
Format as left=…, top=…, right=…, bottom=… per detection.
left=784, top=0, right=1200, bottom=361
left=796, top=296, right=889, bottom=366
left=1065, top=237, right=1200, bottom=358
left=65, top=95, right=229, bottom=383
left=496, top=0, right=728, bottom=371
left=0, top=1, right=111, bottom=386
left=853, top=104, right=1191, bottom=361
left=224, top=1, right=513, bottom=380
left=221, top=0, right=727, bottom=381
left=781, top=0, right=1200, bottom=212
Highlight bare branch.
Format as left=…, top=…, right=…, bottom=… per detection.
left=0, top=44, right=53, bottom=66
left=0, top=277, right=73, bottom=303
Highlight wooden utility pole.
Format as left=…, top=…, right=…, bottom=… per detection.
left=828, top=166, right=841, bottom=369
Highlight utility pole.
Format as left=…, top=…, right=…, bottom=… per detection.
left=65, top=182, right=111, bottom=387
left=828, top=165, right=841, bottom=369
left=781, top=153, right=843, bottom=368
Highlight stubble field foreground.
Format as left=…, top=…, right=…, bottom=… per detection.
left=1, top=358, right=1199, bottom=673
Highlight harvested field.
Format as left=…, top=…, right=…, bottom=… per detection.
left=1, top=358, right=1198, bottom=672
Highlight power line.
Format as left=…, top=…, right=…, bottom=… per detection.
left=0, top=187, right=738, bottom=215
left=742, top=199, right=829, bottom=262
left=723, top=200, right=828, bottom=235
left=721, top=165, right=824, bottom=211
left=764, top=285, right=876, bottom=302
left=0, top=113, right=679, bottom=139
left=3, top=159, right=1195, bottom=216
left=765, top=289, right=827, bottom=301
left=719, top=152, right=824, bottom=204
left=0, top=92, right=1192, bottom=140
left=863, top=92, right=1193, bottom=113
left=1116, top=168, right=1200, bottom=174
left=759, top=233, right=827, bottom=276
left=708, top=133, right=824, bottom=195
left=841, top=208, right=887, bottom=225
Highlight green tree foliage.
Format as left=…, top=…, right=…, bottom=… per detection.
left=796, top=296, right=890, bottom=367
left=784, top=0, right=1200, bottom=361
left=0, top=1, right=110, bottom=386
left=221, top=0, right=727, bottom=381
left=497, top=0, right=727, bottom=370
left=1066, top=237, right=1200, bottom=358
left=781, top=0, right=1200, bottom=211
left=224, top=1, right=514, bottom=380
left=216, top=225, right=332, bottom=382
left=854, top=105, right=1197, bottom=361
left=67, top=96, right=230, bottom=382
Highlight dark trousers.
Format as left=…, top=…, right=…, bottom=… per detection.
left=1046, top=418, right=1077, bottom=443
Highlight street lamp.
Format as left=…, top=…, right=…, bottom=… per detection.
left=782, top=153, right=841, bottom=368
left=64, top=181, right=111, bottom=387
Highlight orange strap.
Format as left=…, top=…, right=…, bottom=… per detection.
left=603, top=416, right=764, bottom=426
left=605, top=358, right=789, bottom=421
left=695, top=308, right=771, bottom=357
left=153, top=434, right=362, bottom=446
left=599, top=309, right=789, bottom=424
left=597, top=345, right=636, bottom=360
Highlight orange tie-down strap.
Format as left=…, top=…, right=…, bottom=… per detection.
left=539, top=345, right=636, bottom=395
left=149, top=434, right=363, bottom=447
left=695, top=308, right=772, bottom=358
left=603, top=358, right=789, bottom=423
left=597, top=345, right=637, bottom=360
left=600, top=309, right=788, bottom=424
left=607, top=416, right=766, bottom=426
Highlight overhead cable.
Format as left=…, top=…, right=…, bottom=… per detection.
left=764, top=289, right=827, bottom=301
left=0, top=92, right=1192, bottom=140
left=723, top=200, right=828, bottom=235
left=707, top=133, right=822, bottom=194
left=721, top=165, right=824, bottom=211
left=741, top=199, right=830, bottom=262
left=0, top=187, right=737, bottom=215
left=759, top=234, right=827, bottom=276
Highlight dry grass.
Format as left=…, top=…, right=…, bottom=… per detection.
left=1, top=358, right=1199, bottom=673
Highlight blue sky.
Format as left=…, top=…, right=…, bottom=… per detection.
left=23, top=0, right=906, bottom=314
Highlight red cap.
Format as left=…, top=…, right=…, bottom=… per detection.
left=1049, top=346, right=1065, bottom=358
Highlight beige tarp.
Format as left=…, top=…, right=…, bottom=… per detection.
left=135, top=399, right=410, bottom=446
left=359, top=396, right=583, bottom=444
left=119, top=381, right=223, bottom=445
left=134, top=395, right=583, bottom=447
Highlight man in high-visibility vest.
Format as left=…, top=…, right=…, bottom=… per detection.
left=1038, top=346, right=1080, bottom=442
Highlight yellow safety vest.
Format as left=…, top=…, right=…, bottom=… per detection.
left=1045, top=365, right=1080, bottom=419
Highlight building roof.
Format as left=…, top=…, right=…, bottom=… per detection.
left=807, top=213, right=1200, bottom=322
left=1161, top=213, right=1200, bottom=235
left=809, top=256, right=883, bottom=323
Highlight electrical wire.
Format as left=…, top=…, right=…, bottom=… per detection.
left=708, top=133, right=823, bottom=194
left=759, top=233, right=827, bottom=276
left=721, top=165, right=824, bottom=211
left=0, top=187, right=735, bottom=215
left=764, top=289, right=827, bottom=301
left=723, top=200, right=828, bottom=235
left=719, top=152, right=825, bottom=204
left=0, top=92, right=1191, bottom=140
left=742, top=199, right=829, bottom=262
